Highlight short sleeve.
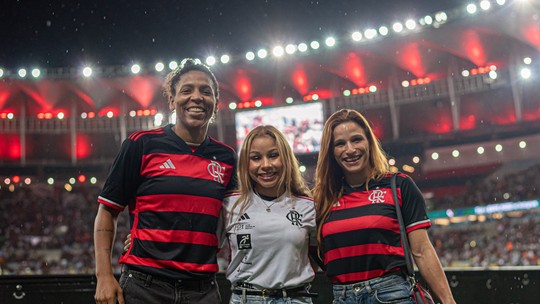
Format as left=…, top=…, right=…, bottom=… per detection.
left=398, top=174, right=431, bottom=232
left=97, top=138, right=143, bottom=211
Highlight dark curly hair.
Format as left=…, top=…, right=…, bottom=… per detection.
left=162, top=58, right=220, bottom=101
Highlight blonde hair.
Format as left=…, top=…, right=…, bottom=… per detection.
left=313, top=109, right=389, bottom=245
left=229, top=125, right=311, bottom=222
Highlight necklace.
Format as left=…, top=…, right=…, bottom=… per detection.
left=255, top=190, right=279, bottom=212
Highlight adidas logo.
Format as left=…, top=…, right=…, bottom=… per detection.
left=159, top=159, right=176, bottom=169
left=239, top=213, right=250, bottom=221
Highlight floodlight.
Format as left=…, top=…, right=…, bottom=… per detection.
left=82, top=67, right=92, bottom=77
left=206, top=56, right=216, bottom=66
left=18, top=68, right=27, bottom=78
left=285, top=44, right=297, bottom=54
left=272, top=46, right=284, bottom=57
left=246, top=52, right=255, bottom=61
left=325, top=37, right=336, bottom=47
left=131, top=64, right=141, bottom=74
left=257, top=49, right=268, bottom=59
left=220, top=54, right=230, bottom=64
left=31, top=68, right=40, bottom=78
left=352, top=31, right=362, bottom=41
left=155, top=62, right=165, bottom=71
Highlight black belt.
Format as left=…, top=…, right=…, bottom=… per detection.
left=123, top=268, right=214, bottom=290
left=232, top=284, right=318, bottom=298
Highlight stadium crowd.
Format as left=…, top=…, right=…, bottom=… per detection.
left=0, top=182, right=129, bottom=275
left=428, top=162, right=540, bottom=210
left=0, top=162, right=539, bottom=275
left=431, top=211, right=540, bottom=268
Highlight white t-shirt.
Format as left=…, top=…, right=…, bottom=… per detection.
left=221, top=192, right=316, bottom=289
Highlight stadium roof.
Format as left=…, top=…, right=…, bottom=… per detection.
left=0, top=1, right=539, bottom=144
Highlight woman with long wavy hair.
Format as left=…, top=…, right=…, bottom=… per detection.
left=313, top=109, right=455, bottom=304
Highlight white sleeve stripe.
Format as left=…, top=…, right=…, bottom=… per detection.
left=97, top=196, right=123, bottom=208
left=406, top=219, right=431, bottom=229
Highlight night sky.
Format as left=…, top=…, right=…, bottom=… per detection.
left=1, top=0, right=458, bottom=69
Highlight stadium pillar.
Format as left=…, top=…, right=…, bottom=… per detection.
left=20, top=101, right=26, bottom=166
left=509, top=51, right=523, bottom=122
left=447, top=58, right=460, bottom=131
left=328, top=95, right=337, bottom=116
left=70, top=103, right=77, bottom=165
left=387, top=73, right=399, bottom=140
left=120, top=101, right=127, bottom=143
left=215, top=108, right=224, bottom=143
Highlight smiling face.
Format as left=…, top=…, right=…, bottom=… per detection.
left=169, top=70, right=217, bottom=139
left=332, top=121, right=371, bottom=185
left=248, top=135, right=284, bottom=197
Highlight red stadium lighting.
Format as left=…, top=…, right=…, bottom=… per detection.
left=12, top=176, right=20, bottom=184
left=137, top=110, right=143, bottom=116
left=0, top=113, right=6, bottom=119
left=233, top=73, right=253, bottom=102
left=150, top=109, right=157, bottom=115
left=404, top=76, right=432, bottom=86
left=76, top=134, right=91, bottom=159
left=44, top=113, right=53, bottom=119
left=88, top=112, right=95, bottom=118
left=347, top=85, right=378, bottom=96
left=78, top=174, right=87, bottom=183
left=292, top=69, right=309, bottom=95
left=143, top=109, right=150, bottom=116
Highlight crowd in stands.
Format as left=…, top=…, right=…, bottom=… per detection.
left=0, top=163, right=539, bottom=275
left=427, top=162, right=540, bottom=210
left=0, top=182, right=129, bottom=275
left=430, top=211, right=540, bottom=268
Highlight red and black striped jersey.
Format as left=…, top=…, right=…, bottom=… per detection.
left=321, top=173, right=430, bottom=284
left=98, top=124, right=237, bottom=279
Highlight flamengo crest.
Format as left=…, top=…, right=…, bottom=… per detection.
left=207, top=160, right=225, bottom=184
left=368, top=189, right=386, bottom=204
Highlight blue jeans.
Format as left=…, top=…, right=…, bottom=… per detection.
left=332, top=274, right=414, bottom=304
left=229, top=285, right=313, bottom=304
left=118, top=269, right=221, bottom=304
left=229, top=293, right=313, bottom=304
